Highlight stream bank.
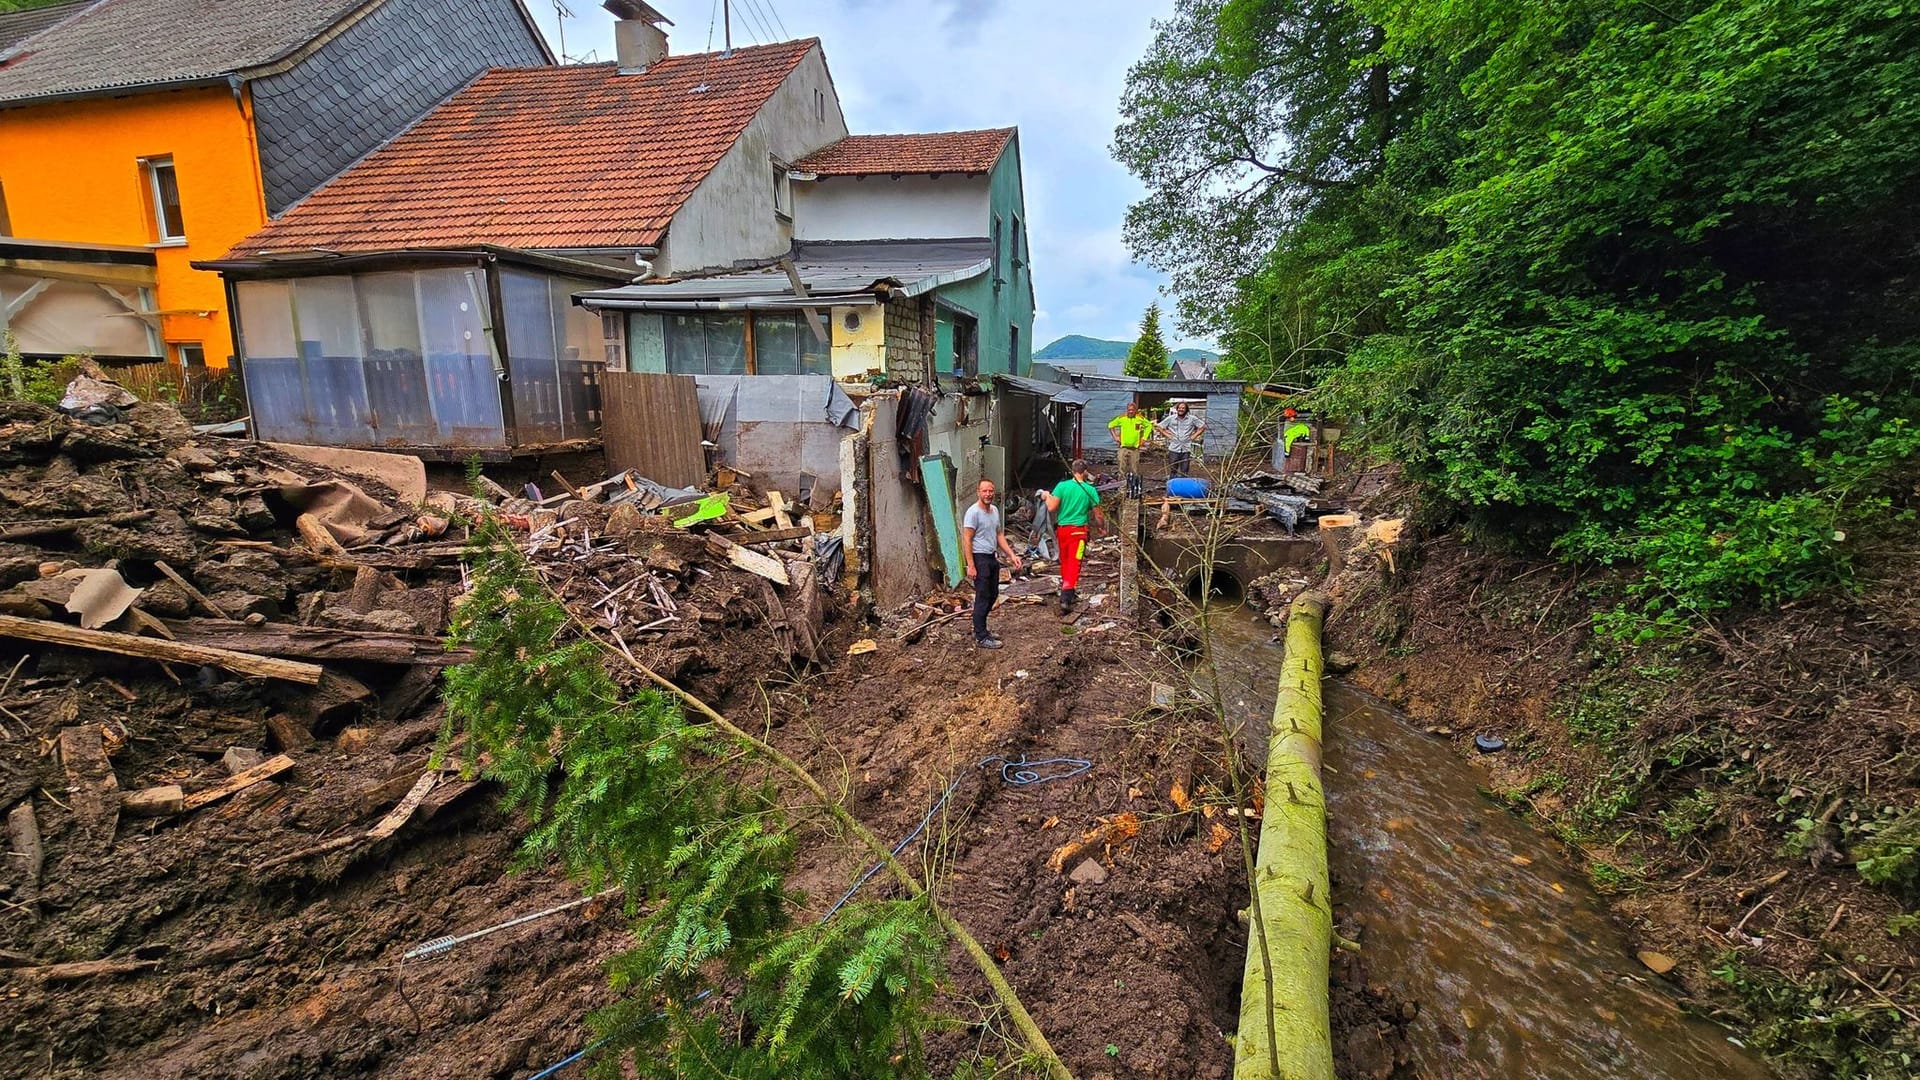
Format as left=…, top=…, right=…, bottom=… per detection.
left=1322, top=468, right=1919, bottom=1077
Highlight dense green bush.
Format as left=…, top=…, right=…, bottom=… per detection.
left=1117, top=0, right=1920, bottom=621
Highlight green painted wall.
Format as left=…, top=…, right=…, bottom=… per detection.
left=933, top=135, right=1035, bottom=378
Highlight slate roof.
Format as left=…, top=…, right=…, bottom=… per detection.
left=227, top=39, right=820, bottom=256
left=0, top=0, right=395, bottom=104
left=794, top=129, right=1014, bottom=176
left=575, top=239, right=993, bottom=308
left=0, top=0, right=89, bottom=60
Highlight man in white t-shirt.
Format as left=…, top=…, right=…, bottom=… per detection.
left=963, top=479, right=1024, bottom=649
left=1157, top=402, right=1207, bottom=479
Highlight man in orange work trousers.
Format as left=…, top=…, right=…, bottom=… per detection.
left=1045, top=459, right=1106, bottom=615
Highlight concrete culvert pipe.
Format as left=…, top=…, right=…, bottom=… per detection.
left=1184, top=566, right=1244, bottom=605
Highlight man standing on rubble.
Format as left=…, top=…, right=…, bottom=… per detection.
left=1046, top=459, right=1106, bottom=615
left=1108, top=400, right=1154, bottom=484
left=964, top=479, right=1023, bottom=649
left=1156, top=401, right=1207, bottom=480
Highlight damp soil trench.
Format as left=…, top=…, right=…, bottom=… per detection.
left=1206, top=612, right=1774, bottom=1079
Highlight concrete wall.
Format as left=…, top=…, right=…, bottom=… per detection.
left=657, top=45, right=848, bottom=276
left=829, top=303, right=885, bottom=378
left=792, top=173, right=990, bottom=241
left=693, top=374, right=858, bottom=496
left=865, top=390, right=939, bottom=606
left=925, top=391, right=989, bottom=510
left=251, top=0, right=547, bottom=215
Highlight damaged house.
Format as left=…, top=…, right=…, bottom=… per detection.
left=201, top=20, right=848, bottom=456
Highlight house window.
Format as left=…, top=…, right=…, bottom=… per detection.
left=662, top=311, right=829, bottom=376
left=0, top=179, right=11, bottom=237
left=771, top=161, right=792, bottom=219
left=1012, top=216, right=1024, bottom=276
left=665, top=312, right=748, bottom=375
left=142, top=157, right=185, bottom=242
left=992, top=214, right=1004, bottom=288
left=1009, top=324, right=1020, bottom=375
left=172, top=342, right=206, bottom=370
left=952, top=314, right=978, bottom=377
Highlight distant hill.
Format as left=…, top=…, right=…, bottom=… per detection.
left=1036, top=335, right=1218, bottom=362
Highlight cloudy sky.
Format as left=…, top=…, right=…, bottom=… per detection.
left=528, top=0, right=1209, bottom=351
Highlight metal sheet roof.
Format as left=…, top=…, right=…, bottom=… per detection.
left=994, top=374, right=1091, bottom=406
left=576, top=239, right=991, bottom=309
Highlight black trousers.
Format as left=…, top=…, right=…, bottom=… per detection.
left=972, top=552, right=999, bottom=641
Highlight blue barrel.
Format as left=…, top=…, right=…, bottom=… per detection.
left=1167, top=477, right=1210, bottom=499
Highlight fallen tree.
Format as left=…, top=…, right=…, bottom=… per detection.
left=440, top=521, right=1073, bottom=1080
left=1235, top=590, right=1333, bottom=1080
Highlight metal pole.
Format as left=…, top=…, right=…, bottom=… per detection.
left=723, top=0, right=732, bottom=54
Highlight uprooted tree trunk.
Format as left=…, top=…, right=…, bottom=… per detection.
left=1235, top=590, right=1334, bottom=1080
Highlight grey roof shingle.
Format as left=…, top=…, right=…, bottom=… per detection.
left=0, top=0, right=90, bottom=58
left=0, top=0, right=382, bottom=104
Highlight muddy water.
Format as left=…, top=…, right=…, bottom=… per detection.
left=1207, top=614, right=1773, bottom=1079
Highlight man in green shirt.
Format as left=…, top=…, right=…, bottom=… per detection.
left=1045, top=459, right=1106, bottom=614
left=1109, top=400, right=1154, bottom=483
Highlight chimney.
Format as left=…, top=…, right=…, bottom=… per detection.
left=604, top=0, right=672, bottom=73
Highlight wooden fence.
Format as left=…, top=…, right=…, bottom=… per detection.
left=600, top=372, right=705, bottom=488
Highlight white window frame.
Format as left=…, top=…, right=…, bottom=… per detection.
left=771, top=159, right=793, bottom=220
left=140, top=156, right=185, bottom=243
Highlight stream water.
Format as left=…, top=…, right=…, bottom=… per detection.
left=1206, top=613, right=1774, bottom=1079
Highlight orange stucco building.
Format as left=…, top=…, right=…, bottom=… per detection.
left=0, top=85, right=268, bottom=365
left=0, top=0, right=550, bottom=368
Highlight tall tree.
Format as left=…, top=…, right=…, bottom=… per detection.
left=1125, top=304, right=1172, bottom=379
left=1116, top=0, right=1920, bottom=619
left=1111, top=0, right=1406, bottom=333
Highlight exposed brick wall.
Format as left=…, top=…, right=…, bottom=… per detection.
left=883, top=297, right=929, bottom=385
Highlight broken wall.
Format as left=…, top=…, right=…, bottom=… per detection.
left=694, top=375, right=859, bottom=498
left=864, top=390, right=939, bottom=607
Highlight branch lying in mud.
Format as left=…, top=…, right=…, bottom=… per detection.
left=587, top=621, right=1075, bottom=1080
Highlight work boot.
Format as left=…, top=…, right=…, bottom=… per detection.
left=1060, top=588, right=1075, bottom=615
left=976, top=637, right=1003, bottom=650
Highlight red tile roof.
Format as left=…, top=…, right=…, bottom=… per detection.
left=794, top=129, right=1013, bottom=176
left=228, top=40, right=819, bottom=256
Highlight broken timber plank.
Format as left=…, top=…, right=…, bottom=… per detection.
left=769, top=490, right=795, bottom=529
left=736, top=525, right=814, bottom=546
left=703, top=535, right=790, bottom=585
left=152, top=561, right=230, bottom=619
left=254, top=771, right=437, bottom=871
left=0, top=614, right=324, bottom=684
left=7, top=802, right=42, bottom=900
left=161, top=619, right=463, bottom=666
left=183, top=754, right=294, bottom=811
left=294, top=513, right=349, bottom=558
left=121, top=785, right=185, bottom=817
left=58, top=725, right=119, bottom=853
left=0, top=510, right=154, bottom=543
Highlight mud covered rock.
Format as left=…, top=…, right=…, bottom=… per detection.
left=76, top=509, right=199, bottom=565
left=191, top=551, right=288, bottom=602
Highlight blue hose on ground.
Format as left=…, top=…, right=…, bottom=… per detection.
left=527, top=752, right=1094, bottom=1075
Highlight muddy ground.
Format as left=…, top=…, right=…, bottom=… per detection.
left=1, top=406, right=1412, bottom=1080
left=1322, top=465, right=1920, bottom=1075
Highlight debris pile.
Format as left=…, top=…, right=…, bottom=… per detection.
left=0, top=396, right=843, bottom=1075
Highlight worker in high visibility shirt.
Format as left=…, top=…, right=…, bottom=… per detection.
left=1281, top=407, right=1313, bottom=474
left=1109, top=399, right=1155, bottom=483
left=1045, top=458, right=1106, bottom=615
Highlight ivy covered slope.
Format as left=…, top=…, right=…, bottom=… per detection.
left=1115, top=0, right=1919, bottom=623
